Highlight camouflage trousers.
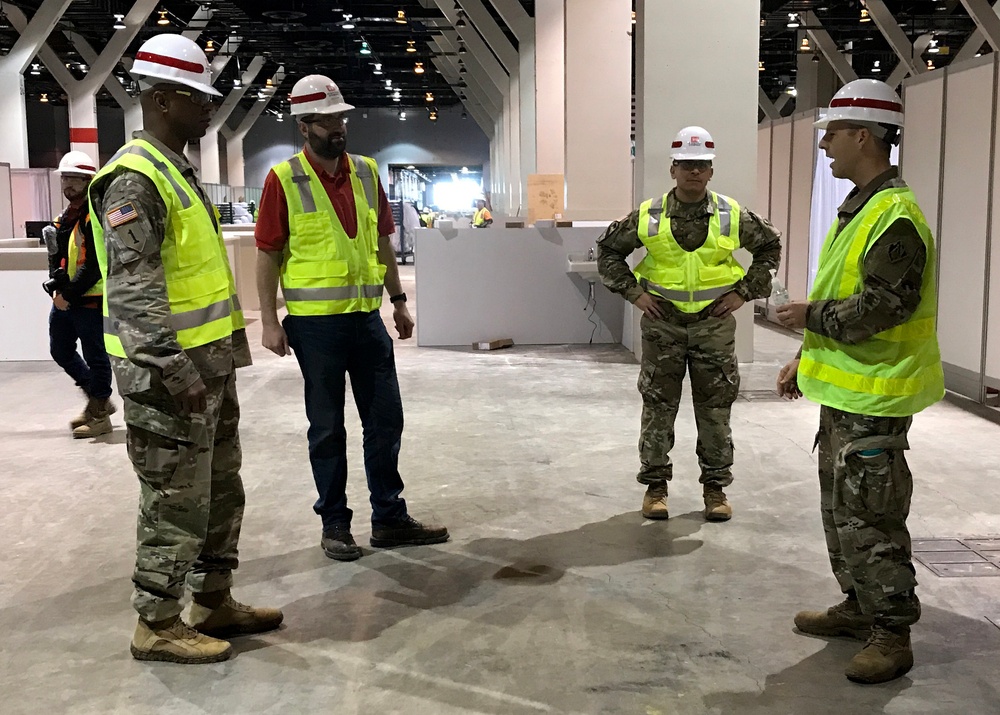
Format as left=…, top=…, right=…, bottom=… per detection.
left=817, top=405, right=920, bottom=628
left=125, top=372, right=244, bottom=622
left=637, top=309, right=740, bottom=488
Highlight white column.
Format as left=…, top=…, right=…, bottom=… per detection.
left=635, top=0, right=760, bottom=361
left=67, top=91, right=99, bottom=159
left=200, top=131, right=221, bottom=184
left=563, top=0, right=632, bottom=220
left=534, top=0, right=564, bottom=175
left=226, top=134, right=245, bottom=188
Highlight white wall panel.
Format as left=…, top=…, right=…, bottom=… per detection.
left=988, top=62, right=1000, bottom=389
left=786, top=116, right=815, bottom=301
left=900, top=77, right=944, bottom=237
left=769, top=121, right=792, bottom=286
left=756, top=126, right=772, bottom=218
left=938, top=61, right=994, bottom=386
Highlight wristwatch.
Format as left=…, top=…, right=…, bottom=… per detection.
left=389, top=292, right=407, bottom=304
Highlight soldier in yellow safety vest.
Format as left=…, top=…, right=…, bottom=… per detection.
left=775, top=79, right=944, bottom=685
left=89, top=33, right=282, bottom=665
left=598, top=126, right=782, bottom=522
left=44, top=150, right=115, bottom=438
left=472, top=197, right=493, bottom=228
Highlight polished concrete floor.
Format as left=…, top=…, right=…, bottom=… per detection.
left=2, top=266, right=999, bottom=715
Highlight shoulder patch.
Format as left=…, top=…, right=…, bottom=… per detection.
left=887, top=241, right=907, bottom=263
left=107, top=202, right=139, bottom=228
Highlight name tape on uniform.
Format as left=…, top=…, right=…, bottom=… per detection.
left=107, top=202, right=139, bottom=228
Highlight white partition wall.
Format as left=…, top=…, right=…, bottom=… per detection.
left=0, top=163, right=13, bottom=239
left=900, top=76, right=945, bottom=239
left=769, top=120, right=793, bottom=286
left=756, top=125, right=772, bottom=218
left=786, top=115, right=816, bottom=301
left=990, top=78, right=1000, bottom=393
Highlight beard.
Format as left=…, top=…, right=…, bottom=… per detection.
left=310, top=130, right=347, bottom=160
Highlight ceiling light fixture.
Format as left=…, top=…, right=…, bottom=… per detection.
left=458, top=42, right=467, bottom=55
left=786, top=86, right=797, bottom=97
left=928, top=39, right=939, bottom=54
left=205, top=39, right=215, bottom=53
left=456, top=12, right=466, bottom=28
left=787, top=13, right=799, bottom=28
left=386, top=78, right=392, bottom=87
left=157, top=9, right=169, bottom=26
left=414, top=62, right=424, bottom=74
left=429, top=110, right=438, bottom=121
left=426, top=92, right=434, bottom=102
left=758, top=60, right=764, bottom=72
left=40, top=93, right=48, bottom=103
left=926, top=59, right=935, bottom=70
left=360, top=41, right=372, bottom=55
left=30, top=63, right=40, bottom=75
left=406, top=39, right=416, bottom=53
left=799, top=37, right=811, bottom=52
left=233, top=77, right=241, bottom=87
left=342, top=13, right=355, bottom=29
left=113, top=14, right=126, bottom=30
left=396, top=9, right=407, bottom=24
left=276, top=113, right=283, bottom=122
left=860, top=8, right=871, bottom=23
left=373, top=62, right=383, bottom=75
left=400, top=110, right=406, bottom=121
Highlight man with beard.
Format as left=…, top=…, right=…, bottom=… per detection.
left=45, top=151, right=115, bottom=438
left=255, top=75, right=448, bottom=561
left=90, top=33, right=282, bottom=663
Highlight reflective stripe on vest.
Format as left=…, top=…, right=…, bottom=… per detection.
left=90, top=139, right=243, bottom=357
left=275, top=152, right=385, bottom=316
left=634, top=191, right=744, bottom=313
left=798, top=187, right=944, bottom=417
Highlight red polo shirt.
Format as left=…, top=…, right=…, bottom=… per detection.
left=254, top=148, right=396, bottom=252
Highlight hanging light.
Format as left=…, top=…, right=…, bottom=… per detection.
left=30, top=63, right=41, bottom=76
left=386, top=79, right=392, bottom=88
left=414, top=62, right=424, bottom=74
left=40, top=93, right=49, bottom=103
left=786, top=86, right=797, bottom=97
left=400, top=110, right=407, bottom=121
left=631, top=11, right=636, bottom=25
left=276, top=113, right=283, bottom=122
left=406, top=39, right=416, bottom=53
left=396, top=9, right=407, bottom=24
left=266, top=77, right=273, bottom=87
left=360, top=41, right=372, bottom=55
left=926, top=59, right=935, bottom=70
left=458, top=42, right=467, bottom=55
left=393, top=90, right=401, bottom=101
left=233, top=77, right=241, bottom=88
left=425, top=92, right=434, bottom=102
left=157, top=9, right=169, bottom=26
left=928, top=39, right=940, bottom=54
left=758, top=60, right=764, bottom=72
left=799, top=37, right=811, bottom=52
left=872, top=59, right=881, bottom=72
left=456, top=12, right=467, bottom=28
left=460, top=64, right=466, bottom=74
left=860, top=8, right=871, bottom=23
left=113, top=14, right=126, bottom=30
left=205, top=39, right=216, bottom=53
left=787, top=13, right=799, bottom=28
left=342, top=13, right=355, bottom=29
left=429, top=110, right=438, bottom=121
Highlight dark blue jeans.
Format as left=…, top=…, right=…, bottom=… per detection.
left=49, top=304, right=113, bottom=400
left=284, top=311, right=408, bottom=530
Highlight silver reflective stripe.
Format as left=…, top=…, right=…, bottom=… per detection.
left=107, top=144, right=133, bottom=164
left=288, top=155, right=317, bottom=213
left=641, top=278, right=737, bottom=302
left=715, top=193, right=732, bottom=237
left=351, top=155, right=377, bottom=210
left=646, top=195, right=664, bottom=237
left=283, top=286, right=359, bottom=301
left=171, top=297, right=232, bottom=332
left=123, top=145, right=192, bottom=209
left=231, top=293, right=242, bottom=311
left=103, top=316, right=116, bottom=334
left=360, top=284, right=383, bottom=298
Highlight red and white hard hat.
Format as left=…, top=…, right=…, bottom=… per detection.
left=814, top=79, right=904, bottom=129
left=131, top=33, right=221, bottom=96
left=289, top=75, right=354, bottom=116
left=671, top=126, right=716, bottom=160
left=56, top=150, right=97, bottom=176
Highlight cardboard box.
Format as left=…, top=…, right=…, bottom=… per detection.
left=473, top=338, right=514, bottom=351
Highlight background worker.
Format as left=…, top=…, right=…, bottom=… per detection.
left=776, top=79, right=944, bottom=685
left=472, top=197, right=493, bottom=228
left=255, top=75, right=448, bottom=562
left=44, top=151, right=114, bottom=438
left=90, top=33, right=282, bottom=664
left=598, top=126, right=781, bottom=522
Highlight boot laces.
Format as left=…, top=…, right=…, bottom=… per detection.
left=829, top=598, right=860, bottom=616
left=866, top=627, right=901, bottom=652
left=223, top=595, right=255, bottom=614
left=705, top=489, right=727, bottom=507
left=166, top=620, right=203, bottom=640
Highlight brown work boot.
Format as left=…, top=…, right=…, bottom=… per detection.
left=188, top=592, right=284, bottom=638
left=70, top=397, right=115, bottom=430
left=845, top=626, right=913, bottom=684
left=321, top=527, right=363, bottom=561
left=703, top=486, right=732, bottom=521
left=370, top=515, right=449, bottom=548
left=131, top=616, right=232, bottom=664
left=641, top=485, right=669, bottom=519
left=73, top=415, right=112, bottom=439
left=794, top=597, right=874, bottom=640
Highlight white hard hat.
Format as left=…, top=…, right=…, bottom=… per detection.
left=671, top=126, right=716, bottom=160
left=131, top=33, right=221, bottom=96
left=289, top=75, right=354, bottom=116
left=814, top=79, right=904, bottom=129
left=56, top=150, right=97, bottom=176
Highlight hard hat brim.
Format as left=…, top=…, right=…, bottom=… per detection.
left=136, top=73, right=223, bottom=97
left=290, top=101, right=355, bottom=116
left=671, top=152, right=715, bottom=161
left=56, top=169, right=96, bottom=177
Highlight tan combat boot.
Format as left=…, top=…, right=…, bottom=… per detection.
left=794, top=597, right=874, bottom=640
left=641, top=485, right=669, bottom=519
left=188, top=591, right=284, bottom=638
left=703, top=485, right=732, bottom=521
left=131, top=616, right=232, bottom=664
left=71, top=397, right=115, bottom=437
left=844, top=626, right=913, bottom=684
left=70, top=396, right=116, bottom=430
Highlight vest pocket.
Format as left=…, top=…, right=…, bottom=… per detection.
left=699, top=265, right=736, bottom=285
left=174, top=204, right=221, bottom=268
left=291, top=212, right=338, bottom=261
left=291, top=259, right=349, bottom=281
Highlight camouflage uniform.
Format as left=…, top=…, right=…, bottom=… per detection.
left=805, top=167, right=927, bottom=628
left=91, top=131, right=252, bottom=623
left=598, top=190, right=781, bottom=488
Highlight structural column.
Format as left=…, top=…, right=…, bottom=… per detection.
left=67, top=91, right=99, bottom=159
left=562, top=0, right=632, bottom=220
left=533, top=0, right=564, bottom=176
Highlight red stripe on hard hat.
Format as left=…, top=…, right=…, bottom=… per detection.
left=830, top=97, right=902, bottom=113
left=135, top=51, right=206, bottom=75
left=291, top=91, right=327, bottom=105
left=76, top=164, right=97, bottom=172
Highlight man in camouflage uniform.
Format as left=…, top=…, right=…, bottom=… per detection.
left=776, top=80, right=944, bottom=684
left=598, top=126, right=781, bottom=522
left=90, top=34, right=282, bottom=664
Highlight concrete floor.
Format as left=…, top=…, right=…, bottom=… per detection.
left=2, top=265, right=999, bottom=715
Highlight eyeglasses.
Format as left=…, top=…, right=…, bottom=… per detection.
left=303, top=114, right=349, bottom=129
left=173, top=88, right=217, bottom=107
left=673, top=160, right=712, bottom=172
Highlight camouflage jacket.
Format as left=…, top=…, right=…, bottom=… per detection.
left=597, top=189, right=782, bottom=312
left=92, top=130, right=251, bottom=402
left=805, top=167, right=927, bottom=344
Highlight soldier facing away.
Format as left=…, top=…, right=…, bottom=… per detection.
left=775, top=79, right=944, bottom=684
left=598, top=126, right=781, bottom=521
left=90, top=33, right=282, bottom=664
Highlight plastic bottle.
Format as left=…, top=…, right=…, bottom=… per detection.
left=770, top=270, right=790, bottom=306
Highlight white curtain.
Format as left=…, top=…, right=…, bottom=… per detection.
left=807, top=130, right=899, bottom=292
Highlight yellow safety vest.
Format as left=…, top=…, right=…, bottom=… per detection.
left=473, top=208, right=491, bottom=226
left=90, top=139, right=244, bottom=358
left=272, top=152, right=384, bottom=316
left=798, top=187, right=944, bottom=417
left=634, top=191, right=745, bottom=313
left=56, top=213, right=104, bottom=297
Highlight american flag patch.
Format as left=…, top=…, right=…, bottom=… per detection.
left=107, top=202, right=138, bottom=228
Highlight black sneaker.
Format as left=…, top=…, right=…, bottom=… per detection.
left=321, top=527, right=362, bottom=561
left=370, top=515, right=449, bottom=548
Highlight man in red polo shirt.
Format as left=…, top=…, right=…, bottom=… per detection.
left=255, top=75, right=448, bottom=561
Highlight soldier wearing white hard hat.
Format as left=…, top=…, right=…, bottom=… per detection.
left=45, top=149, right=114, bottom=439
left=255, top=74, right=449, bottom=560
left=776, top=79, right=943, bottom=684
left=597, top=125, right=782, bottom=523
left=89, top=33, right=283, bottom=664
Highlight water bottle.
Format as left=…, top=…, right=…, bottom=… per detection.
left=770, top=271, right=790, bottom=306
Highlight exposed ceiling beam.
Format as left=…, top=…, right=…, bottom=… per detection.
left=803, top=11, right=859, bottom=84
left=759, top=86, right=780, bottom=120
left=454, top=0, right=518, bottom=73
left=864, top=0, right=927, bottom=77
left=956, top=0, right=1000, bottom=59
left=486, top=0, right=533, bottom=42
